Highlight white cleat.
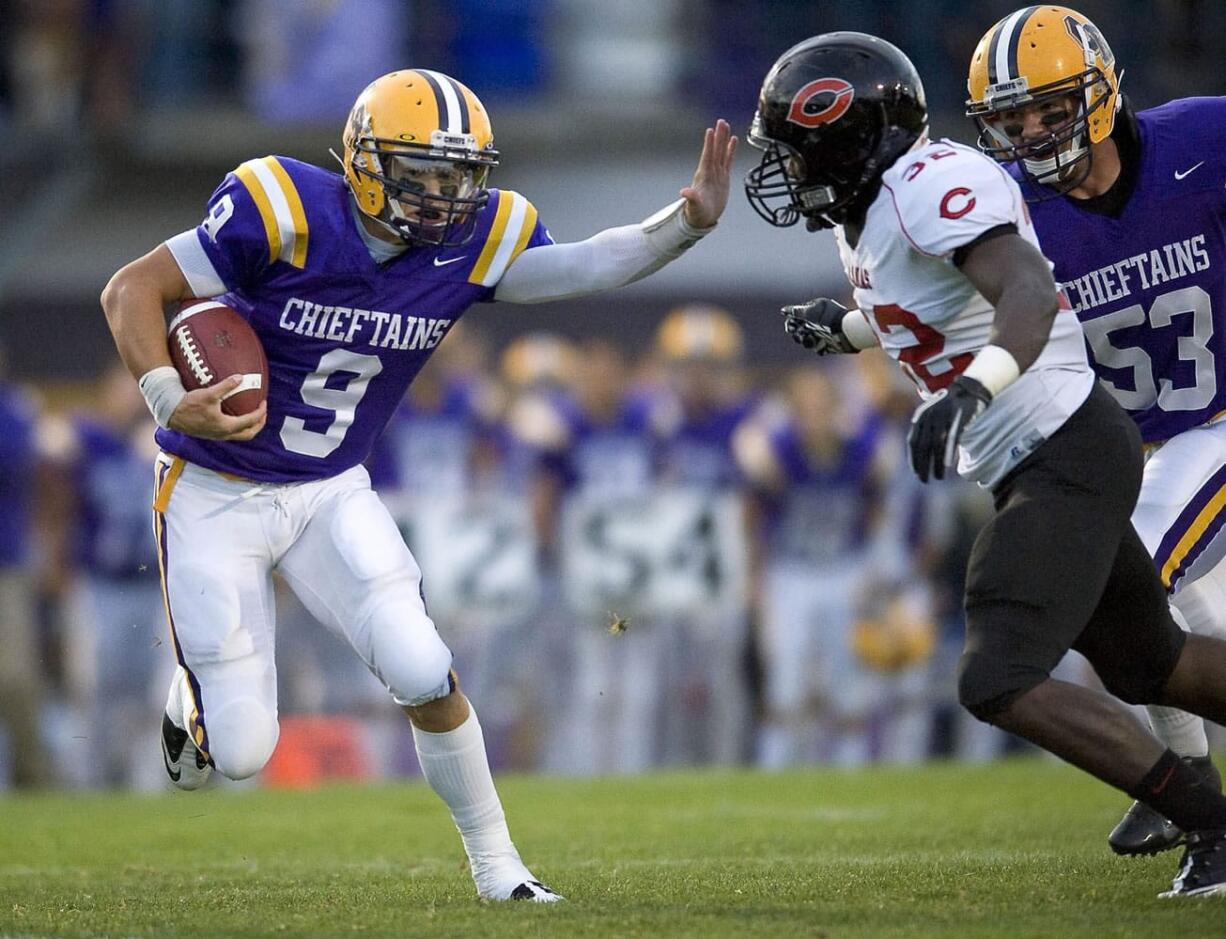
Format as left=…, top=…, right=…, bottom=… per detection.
left=160, top=712, right=212, bottom=791
left=471, top=852, right=563, bottom=902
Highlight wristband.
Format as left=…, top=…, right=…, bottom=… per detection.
left=138, top=365, right=187, bottom=429
left=841, top=308, right=879, bottom=351
left=640, top=198, right=716, bottom=258
left=963, top=344, right=1021, bottom=397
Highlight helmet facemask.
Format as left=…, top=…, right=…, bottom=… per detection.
left=746, top=106, right=921, bottom=231
left=348, top=131, right=494, bottom=247
left=971, top=77, right=1109, bottom=196
left=745, top=126, right=849, bottom=231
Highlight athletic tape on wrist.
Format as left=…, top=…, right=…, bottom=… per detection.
left=963, top=344, right=1021, bottom=397
left=139, top=365, right=188, bottom=429
left=640, top=198, right=716, bottom=258
left=841, top=308, right=878, bottom=351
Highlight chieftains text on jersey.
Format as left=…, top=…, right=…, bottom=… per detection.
left=278, top=297, right=452, bottom=351
left=1061, top=235, right=1211, bottom=315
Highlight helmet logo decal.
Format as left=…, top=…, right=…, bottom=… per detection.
left=787, top=78, right=855, bottom=128
left=1064, top=16, right=1114, bottom=69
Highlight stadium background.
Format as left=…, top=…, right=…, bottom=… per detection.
left=0, top=0, right=1223, bottom=792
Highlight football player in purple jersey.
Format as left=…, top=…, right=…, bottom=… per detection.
left=100, top=69, right=736, bottom=902
left=968, top=5, right=1226, bottom=859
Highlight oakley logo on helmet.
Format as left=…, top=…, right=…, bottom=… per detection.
left=787, top=78, right=855, bottom=128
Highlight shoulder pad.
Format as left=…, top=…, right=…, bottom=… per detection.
left=883, top=143, right=1021, bottom=259
left=468, top=190, right=540, bottom=287
left=232, top=156, right=310, bottom=268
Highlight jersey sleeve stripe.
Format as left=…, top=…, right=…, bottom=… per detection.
left=262, top=157, right=310, bottom=267
left=508, top=200, right=539, bottom=267
left=234, top=161, right=283, bottom=264
left=249, top=157, right=309, bottom=268
left=477, top=193, right=532, bottom=286
left=469, top=193, right=516, bottom=285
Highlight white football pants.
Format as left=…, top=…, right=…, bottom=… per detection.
left=152, top=454, right=453, bottom=779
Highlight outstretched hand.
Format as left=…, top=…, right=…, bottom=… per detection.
left=680, top=119, right=738, bottom=229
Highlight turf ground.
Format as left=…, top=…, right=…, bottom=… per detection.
left=1, top=757, right=1223, bottom=938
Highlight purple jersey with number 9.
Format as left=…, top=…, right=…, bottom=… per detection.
left=158, top=155, right=552, bottom=482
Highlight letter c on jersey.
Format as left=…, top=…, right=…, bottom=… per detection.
left=788, top=78, right=855, bottom=128
left=939, top=187, right=976, bottom=220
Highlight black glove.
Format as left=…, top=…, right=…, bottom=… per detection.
left=781, top=298, right=859, bottom=356
left=907, top=375, right=993, bottom=483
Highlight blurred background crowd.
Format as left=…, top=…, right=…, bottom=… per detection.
left=0, top=0, right=1224, bottom=790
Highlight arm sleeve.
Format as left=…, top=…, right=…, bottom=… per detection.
left=887, top=148, right=1023, bottom=260
left=493, top=198, right=714, bottom=304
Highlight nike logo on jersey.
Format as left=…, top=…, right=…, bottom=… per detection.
left=1175, top=161, right=1204, bottom=180
left=433, top=255, right=467, bottom=267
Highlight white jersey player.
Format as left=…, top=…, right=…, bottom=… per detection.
left=747, top=32, right=1226, bottom=899
left=832, top=137, right=1093, bottom=486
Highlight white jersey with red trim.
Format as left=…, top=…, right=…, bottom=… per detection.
left=835, top=139, right=1095, bottom=486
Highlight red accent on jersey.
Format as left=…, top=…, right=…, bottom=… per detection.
left=871, top=303, right=973, bottom=393
left=940, top=187, right=977, bottom=220
left=787, top=78, right=855, bottom=128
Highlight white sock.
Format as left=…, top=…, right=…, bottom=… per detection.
left=412, top=707, right=530, bottom=897
left=165, top=668, right=191, bottom=731
left=1146, top=704, right=1209, bottom=758
left=1143, top=594, right=1212, bottom=759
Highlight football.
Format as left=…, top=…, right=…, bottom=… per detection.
left=168, top=300, right=268, bottom=417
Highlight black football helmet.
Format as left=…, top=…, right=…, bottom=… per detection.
left=745, top=32, right=928, bottom=231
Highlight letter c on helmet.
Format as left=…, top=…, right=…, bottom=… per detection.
left=788, top=78, right=855, bottom=128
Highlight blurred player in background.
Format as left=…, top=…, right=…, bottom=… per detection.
left=534, top=338, right=663, bottom=774
left=650, top=306, right=757, bottom=765
left=747, top=31, right=1226, bottom=897
left=100, top=68, right=736, bottom=901
left=40, top=361, right=169, bottom=788
left=967, top=4, right=1226, bottom=856
left=735, top=364, right=890, bottom=767
left=0, top=347, right=49, bottom=789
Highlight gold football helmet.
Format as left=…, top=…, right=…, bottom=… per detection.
left=342, top=70, right=499, bottom=246
left=966, top=6, right=1120, bottom=191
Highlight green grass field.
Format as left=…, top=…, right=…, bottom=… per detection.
left=1, top=758, right=1223, bottom=938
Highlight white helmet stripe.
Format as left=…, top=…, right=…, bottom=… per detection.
left=992, top=7, right=1032, bottom=84
left=421, top=69, right=464, bottom=134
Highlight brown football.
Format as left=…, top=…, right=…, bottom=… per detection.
left=168, top=300, right=269, bottom=417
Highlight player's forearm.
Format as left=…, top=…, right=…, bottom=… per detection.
left=986, top=282, right=1059, bottom=375
left=494, top=200, right=714, bottom=304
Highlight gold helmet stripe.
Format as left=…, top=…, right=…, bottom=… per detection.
left=989, top=5, right=1039, bottom=85
left=418, top=68, right=470, bottom=135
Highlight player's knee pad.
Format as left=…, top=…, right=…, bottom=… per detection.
left=370, top=613, right=454, bottom=708
left=956, top=650, right=1047, bottom=723
left=205, top=697, right=279, bottom=780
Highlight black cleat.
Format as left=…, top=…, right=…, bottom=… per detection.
left=1109, top=756, right=1221, bottom=857
left=161, top=712, right=212, bottom=790
left=1160, top=828, right=1226, bottom=898
left=508, top=880, right=562, bottom=902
